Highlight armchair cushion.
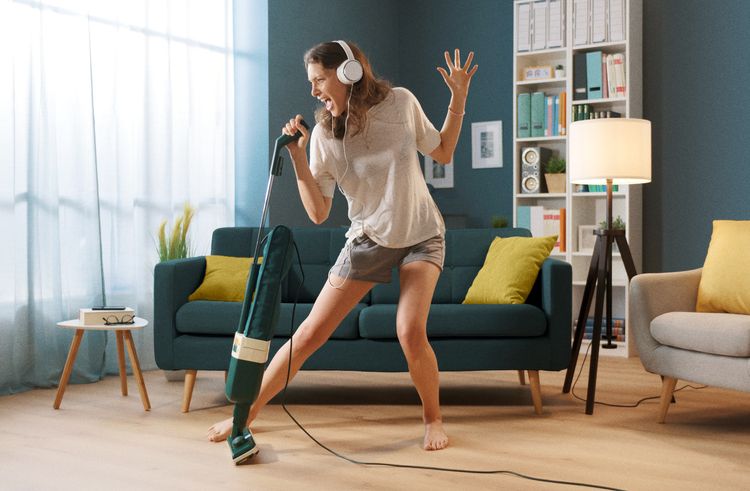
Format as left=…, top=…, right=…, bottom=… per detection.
left=696, top=220, right=750, bottom=315
left=463, top=235, right=557, bottom=305
left=650, top=311, right=750, bottom=357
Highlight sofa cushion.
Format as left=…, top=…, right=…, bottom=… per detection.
left=650, top=311, right=750, bottom=357
left=696, top=220, right=750, bottom=315
left=188, top=255, right=260, bottom=302
left=369, top=228, right=532, bottom=305
left=359, top=304, right=547, bottom=339
left=463, top=235, right=556, bottom=305
left=275, top=303, right=366, bottom=339
left=175, top=300, right=364, bottom=339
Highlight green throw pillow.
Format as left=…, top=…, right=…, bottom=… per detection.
left=463, top=235, right=557, bottom=305
left=188, top=255, right=262, bottom=302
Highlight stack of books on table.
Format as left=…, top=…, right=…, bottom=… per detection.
left=79, top=307, right=135, bottom=326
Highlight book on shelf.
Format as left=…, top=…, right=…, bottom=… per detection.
left=576, top=317, right=626, bottom=341
left=573, top=105, right=621, bottom=121
left=572, top=0, right=626, bottom=45
left=520, top=91, right=567, bottom=138
left=572, top=51, right=626, bottom=102
left=516, top=0, right=565, bottom=52
left=531, top=0, right=547, bottom=51
left=530, top=92, right=545, bottom=137
left=573, top=52, right=587, bottom=100
left=558, top=91, right=567, bottom=135
left=517, top=93, right=531, bottom=138
left=541, top=207, right=566, bottom=253
left=516, top=205, right=545, bottom=237
left=612, top=53, right=626, bottom=96
left=586, top=51, right=603, bottom=99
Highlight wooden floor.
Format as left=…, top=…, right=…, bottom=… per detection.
left=2, top=355, right=749, bottom=490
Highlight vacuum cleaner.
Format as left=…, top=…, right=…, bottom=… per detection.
left=225, top=119, right=309, bottom=464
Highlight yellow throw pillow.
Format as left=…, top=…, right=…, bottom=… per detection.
left=463, top=235, right=557, bottom=305
left=188, top=255, right=262, bottom=302
left=696, top=220, right=750, bottom=314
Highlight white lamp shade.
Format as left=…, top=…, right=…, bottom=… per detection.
left=569, top=118, right=652, bottom=184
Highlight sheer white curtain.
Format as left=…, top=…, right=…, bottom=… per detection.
left=0, top=0, right=235, bottom=394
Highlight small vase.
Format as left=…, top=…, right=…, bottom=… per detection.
left=545, top=173, right=566, bottom=193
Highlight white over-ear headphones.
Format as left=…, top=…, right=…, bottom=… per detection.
left=334, top=40, right=363, bottom=85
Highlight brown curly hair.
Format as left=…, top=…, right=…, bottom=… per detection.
left=304, top=41, right=392, bottom=139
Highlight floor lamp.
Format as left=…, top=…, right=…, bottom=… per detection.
left=561, top=118, right=652, bottom=414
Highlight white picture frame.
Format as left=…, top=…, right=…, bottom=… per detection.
left=424, top=155, right=453, bottom=189
left=578, top=225, right=598, bottom=252
left=471, top=120, right=503, bottom=169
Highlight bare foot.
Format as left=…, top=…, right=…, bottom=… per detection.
left=423, top=420, right=448, bottom=451
left=207, top=417, right=242, bottom=442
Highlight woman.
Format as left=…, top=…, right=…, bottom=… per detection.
left=209, top=40, right=476, bottom=451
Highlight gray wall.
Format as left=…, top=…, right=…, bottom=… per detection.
left=642, top=0, right=750, bottom=272
left=266, top=0, right=401, bottom=228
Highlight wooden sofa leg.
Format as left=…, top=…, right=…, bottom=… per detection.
left=182, top=370, right=197, bottom=413
left=528, top=370, right=543, bottom=415
left=658, top=377, right=678, bottom=423
left=517, top=370, right=526, bottom=385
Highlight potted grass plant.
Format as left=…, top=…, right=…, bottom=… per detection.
left=157, top=202, right=195, bottom=262
left=544, top=156, right=566, bottom=194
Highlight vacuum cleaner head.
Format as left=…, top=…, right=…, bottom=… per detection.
left=229, top=427, right=259, bottom=464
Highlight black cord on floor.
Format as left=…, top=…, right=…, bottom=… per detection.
left=276, top=242, right=624, bottom=491
left=571, top=340, right=707, bottom=408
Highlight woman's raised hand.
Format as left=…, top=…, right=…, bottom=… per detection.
left=436, top=49, right=478, bottom=99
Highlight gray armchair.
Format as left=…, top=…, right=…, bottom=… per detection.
left=629, top=268, right=750, bottom=423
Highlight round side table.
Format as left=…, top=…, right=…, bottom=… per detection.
left=54, top=317, right=151, bottom=411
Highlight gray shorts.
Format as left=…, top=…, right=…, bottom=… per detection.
left=330, top=234, right=445, bottom=284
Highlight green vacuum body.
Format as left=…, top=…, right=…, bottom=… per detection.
left=225, top=225, right=295, bottom=464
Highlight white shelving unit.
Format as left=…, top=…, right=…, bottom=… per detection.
left=513, top=0, right=642, bottom=357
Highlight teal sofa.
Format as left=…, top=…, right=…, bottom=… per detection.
left=154, top=227, right=572, bottom=412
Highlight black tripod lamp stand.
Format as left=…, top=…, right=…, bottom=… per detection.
left=561, top=118, right=652, bottom=414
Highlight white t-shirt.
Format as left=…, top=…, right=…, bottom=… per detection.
left=309, top=87, right=444, bottom=248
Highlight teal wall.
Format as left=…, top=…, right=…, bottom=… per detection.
left=642, top=0, right=750, bottom=272
left=397, top=0, right=514, bottom=228
left=239, top=0, right=750, bottom=272
left=261, top=0, right=513, bottom=230
left=266, top=0, right=401, bottom=228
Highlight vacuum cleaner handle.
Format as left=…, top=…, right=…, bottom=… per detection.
left=275, top=118, right=310, bottom=148
left=270, top=118, right=310, bottom=177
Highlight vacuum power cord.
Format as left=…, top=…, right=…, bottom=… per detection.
left=277, top=243, right=624, bottom=490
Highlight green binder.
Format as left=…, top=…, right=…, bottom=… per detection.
left=517, top=93, right=531, bottom=138
left=531, top=91, right=545, bottom=138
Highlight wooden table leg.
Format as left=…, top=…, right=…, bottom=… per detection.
left=115, top=330, right=128, bottom=396
left=54, top=329, right=84, bottom=409
left=123, top=330, right=151, bottom=411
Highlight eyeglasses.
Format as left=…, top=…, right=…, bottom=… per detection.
left=103, top=314, right=135, bottom=326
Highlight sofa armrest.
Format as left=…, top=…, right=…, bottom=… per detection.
left=535, top=257, right=573, bottom=367
left=153, top=256, right=206, bottom=369
left=629, top=268, right=702, bottom=369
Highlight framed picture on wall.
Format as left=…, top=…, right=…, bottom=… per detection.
left=424, top=155, right=454, bottom=189
left=471, top=120, right=503, bottom=169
